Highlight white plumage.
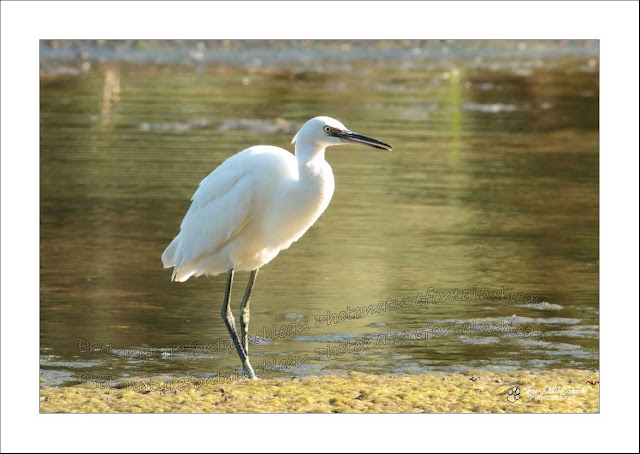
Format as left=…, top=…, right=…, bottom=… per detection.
left=161, top=116, right=391, bottom=378
left=162, top=116, right=392, bottom=281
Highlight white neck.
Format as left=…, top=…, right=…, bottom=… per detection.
left=295, top=142, right=327, bottom=179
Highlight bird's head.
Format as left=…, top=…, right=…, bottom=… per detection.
left=292, top=116, right=392, bottom=153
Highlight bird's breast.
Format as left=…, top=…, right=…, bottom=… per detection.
left=264, top=161, right=335, bottom=251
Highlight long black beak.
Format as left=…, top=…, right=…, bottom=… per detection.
left=334, top=130, right=393, bottom=151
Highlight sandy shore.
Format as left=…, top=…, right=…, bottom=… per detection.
left=40, top=369, right=599, bottom=413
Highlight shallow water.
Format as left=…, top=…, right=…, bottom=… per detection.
left=40, top=40, right=599, bottom=386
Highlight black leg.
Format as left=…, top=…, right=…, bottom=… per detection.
left=239, top=269, right=259, bottom=355
left=220, top=268, right=256, bottom=379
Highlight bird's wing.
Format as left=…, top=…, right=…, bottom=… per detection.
left=171, top=167, right=254, bottom=269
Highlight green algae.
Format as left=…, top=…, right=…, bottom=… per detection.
left=40, top=369, right=599, bottom=413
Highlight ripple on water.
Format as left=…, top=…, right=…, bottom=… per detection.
left=545, top=325, right=599, bottom=339
left=40, top=358, right=101, bottom=369
left=293, top=333, right=365, bottom=343
left=514, top=303, right=564, bottom=311
left=216, top=118, right=297, bottom=134
left=137, top=119, right=213, bottom=131
left=434, top=316, right=582, bottom=325
left=512, top=339, right=597, bottom=360
left=40, top=369, right=81, bottom=387
left=459, top=336, right=501, bottom=345
left=136, top=118, right=297, bottom=134
left=462, top=102, right=520, bottom=113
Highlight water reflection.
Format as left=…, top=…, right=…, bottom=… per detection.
left=40, top=41, right=599, bottom=386
left=100, top=67, right=120, bottom=128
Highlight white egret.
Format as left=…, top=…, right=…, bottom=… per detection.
left=162, top=116, right=392, bottom=378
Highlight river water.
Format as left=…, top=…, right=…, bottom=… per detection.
left=40, top=40, right=599, bottom=386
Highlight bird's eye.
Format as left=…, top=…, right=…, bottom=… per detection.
left=324, top=126, right=331, bottom=133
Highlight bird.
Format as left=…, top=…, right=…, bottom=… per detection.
left=162, top=116, right=392, bottom=379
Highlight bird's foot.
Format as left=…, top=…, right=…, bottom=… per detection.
left=243, top=361, right=259, bottom=380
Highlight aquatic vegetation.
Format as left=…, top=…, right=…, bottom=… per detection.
left=40, top=369, right=599, bottom=413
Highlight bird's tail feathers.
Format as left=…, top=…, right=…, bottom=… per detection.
left=162, top=235, right=185, bottom=282
left=162, top=236, right=180, bottom=266
left=162, top=235, right=201, bottom=282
